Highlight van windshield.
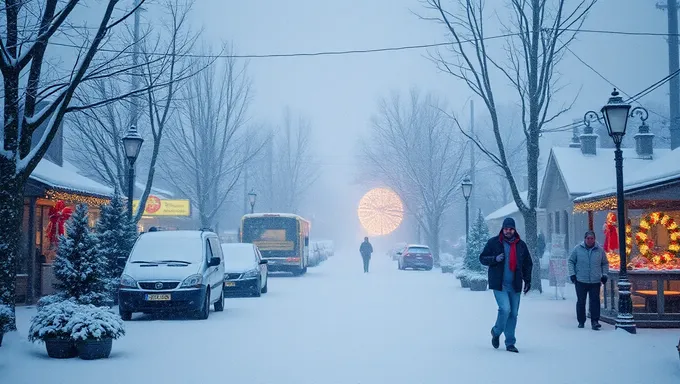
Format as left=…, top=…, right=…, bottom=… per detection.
left=129, top=236, right=204, bottom=263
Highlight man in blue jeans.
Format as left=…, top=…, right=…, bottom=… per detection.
left=479, top=218, right=533, bottom=353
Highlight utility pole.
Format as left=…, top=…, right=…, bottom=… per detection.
left=658, top=1, right=680, bottom=149
left=267, top=132, right=274, bottom=212
left=131, top=0, right=141, bottom=126
left=469, top=101, right=476, bottom=214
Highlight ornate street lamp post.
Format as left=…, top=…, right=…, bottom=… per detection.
left=248, top=190, right=257, bottom=214
left=122, top=126, right=144, bottom=221
left=461, top=175, right=473, bottom=243
left=584, top=88, right=646, bottom=334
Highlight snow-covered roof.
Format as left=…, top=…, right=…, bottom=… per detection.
left=574, top=147, right=680, bottom=202
left=485, top=191, right=528, bottom=221
left=242, top=213, right=308, bottom=220
left=548, top=147, right=670, bottom=196
left=135, top=181, right=175, bottom=199
left=30, top=159, right=113, bottom=197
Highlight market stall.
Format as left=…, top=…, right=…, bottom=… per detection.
left=574, top=198, right=680, bottom=327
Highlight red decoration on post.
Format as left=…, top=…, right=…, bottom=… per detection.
left=603, top=212, right=619, bottom=252
left=46, top=201, right=73, bottom=246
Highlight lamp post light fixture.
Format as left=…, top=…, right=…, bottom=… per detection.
left=461, top=175, right=473, bottom=242
left=584, top=88, right=646, bottom=335
left=248, top=190, right=257, bottom=214
left=122, top=125, right=144, bottom=221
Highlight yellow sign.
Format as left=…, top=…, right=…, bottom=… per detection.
left=132, top=195, right=191, bottom=216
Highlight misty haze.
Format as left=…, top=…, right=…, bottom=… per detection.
left=1, top=0, right=680, bottom=383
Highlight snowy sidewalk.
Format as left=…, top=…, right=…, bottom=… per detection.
left=1, top=251, right=679, bottom=383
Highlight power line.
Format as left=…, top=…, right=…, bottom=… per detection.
left=563, top=44, right=670, bottom=121
left=541, top=69, right=680, bottom=134
left=42, top=28, right=680, bottom=60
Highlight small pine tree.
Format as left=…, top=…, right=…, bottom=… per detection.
left=95, top=193, right=137, bottom=294
left=52, top=204, right=109, bottom=306
left=464, top=210, right=490, bottom=274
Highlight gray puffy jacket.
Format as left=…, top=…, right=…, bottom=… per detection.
left=568, top=242, right=609, bottom=284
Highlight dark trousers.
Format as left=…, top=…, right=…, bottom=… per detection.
left=362, top=255, right=370, bottom=272
left=575, top=281, right=601, bottom=324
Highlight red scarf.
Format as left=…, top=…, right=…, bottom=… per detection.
left=499, top=234, right=520, bottom=272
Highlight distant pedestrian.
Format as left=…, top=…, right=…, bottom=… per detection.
left=360, top=237, right=373, bottom=273
left=479, top=217, right=533, bottom=353
left=568, top=230, right=608, bottom=330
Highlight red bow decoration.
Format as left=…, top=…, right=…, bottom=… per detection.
left=46, top=201, right=73, bottom=245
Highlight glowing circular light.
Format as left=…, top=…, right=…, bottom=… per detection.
left=358, top=188, right=404, bottom=236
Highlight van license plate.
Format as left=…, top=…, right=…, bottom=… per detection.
left=224, top=282, right=235, bottom=287
left=146, top=294, right=171, bottom=301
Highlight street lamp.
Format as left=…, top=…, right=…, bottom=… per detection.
left=461, top=175, right=473, bottom=242
left=584, top=88, right=645, bottom=335
left=122, top=125, right=144, bottom=221
left=248, top=190, right=257, bottom=214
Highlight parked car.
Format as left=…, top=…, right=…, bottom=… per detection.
left=118, top=230, right=225, bottom=321
left=397, top=244, right=434, bottom=271
left=221, top=243, right=268, bottom=297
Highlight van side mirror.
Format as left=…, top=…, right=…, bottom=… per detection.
left=208, top=257, right=221, bottom=267
left=259, top=259, right=268, bottom=265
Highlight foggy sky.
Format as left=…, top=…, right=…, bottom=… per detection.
left=186, top=0, right=665, bottom=247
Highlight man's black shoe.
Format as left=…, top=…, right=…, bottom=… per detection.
left=592, top=322, right=602, bottom=330
left=578, top=323, right=585, bottom=328
left=491, top=329, right=499, bottom=349
left=506, top=345, right=519, bottom=353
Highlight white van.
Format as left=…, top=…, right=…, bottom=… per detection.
left=118, top=230, right=225, bottom=320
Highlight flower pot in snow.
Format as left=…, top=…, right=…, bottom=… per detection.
left=460, top=276, right=471, bottom=288
left=45, top=337, right=78, bottom=358
left=76, top=338, right=113, bottom=360
left=469, top=279, right=488, bottom=291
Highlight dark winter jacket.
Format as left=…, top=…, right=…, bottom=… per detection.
left=360, top=241, right=373, bottom=257
left=479, top=231, right=533, bottom=293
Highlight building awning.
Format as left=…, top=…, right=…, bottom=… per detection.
left=29, top=159, right=113, bottom=205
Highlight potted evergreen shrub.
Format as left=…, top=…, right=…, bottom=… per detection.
left=0, top=304, right=12, bottom=347
left=465, top=210, right=490, bottom=291
left=456, top=269, right=471, bottom=288
left=469, top=273, right=488, bottom=291
left=68, top=305, right=125, bottom=360
left=28, top=300, right=80, bottom=358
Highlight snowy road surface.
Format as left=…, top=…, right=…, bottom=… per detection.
left=2, top=250, right=679, bottom=384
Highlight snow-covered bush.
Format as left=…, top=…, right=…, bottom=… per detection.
left=28, top=300, right=80, bottom=342
left=67, top=305, right=125, bottom=341
left=0, top=304, right=12, bottom=332
left=37, top=294, right=68, bottom=310
left=94, top=193, right=137, bottom=296
left=53, top=204, right=110, bottom=306
left=464, top=210, right=490, bottom=274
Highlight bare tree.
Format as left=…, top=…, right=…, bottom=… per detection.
left=267, top=108, right=320, bottom=213
left=422, top=0, right=595, bottom=291
left=66, top=0, right=200, bottom=223
left=361, top=89, right=467, bottom=262
left=0, top=0, right=147, bottom=328
left=161, top=53, right=261, bottom=228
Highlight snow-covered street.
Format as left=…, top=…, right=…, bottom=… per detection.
left=1, top=250, right=679, bottom=384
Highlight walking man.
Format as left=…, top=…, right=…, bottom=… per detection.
left=568, top=230, right=608, bottom=330
left=360, top=237, right=373, bottom=273
left=479, top=217, right=533, bottom=353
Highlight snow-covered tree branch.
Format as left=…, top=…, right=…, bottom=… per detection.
left=421, top=0, right=595, bottom=291
left=0, top=0, right=146, bottom=330
left=160, top=52, right=264, bottom=229
left=361, top=88, right=467, bottom=262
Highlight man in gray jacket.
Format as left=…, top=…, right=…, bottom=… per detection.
left=568, top=230, right=609, bottom=330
